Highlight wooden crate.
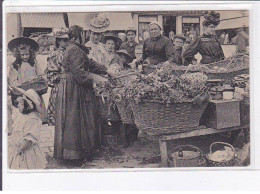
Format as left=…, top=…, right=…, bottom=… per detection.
left=204, top=100, right=241, bottom=129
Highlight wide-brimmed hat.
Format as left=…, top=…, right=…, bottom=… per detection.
left=8, top=37, right=39, bottom=52
left=116, top=49, right=133, bottom=64
left=13, top=87, right=44, bottom=114
left=174, top=34, right=186, bottom=42
left=125, top=26, right=137, bottom=35
left=103, top=33, right=122, bottom=45
left=89, top=14, right=110, bottom=33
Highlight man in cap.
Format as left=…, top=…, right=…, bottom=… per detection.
left=120, top=26, right=139, bottom=59
left=142, top=21, right=175, bottom=66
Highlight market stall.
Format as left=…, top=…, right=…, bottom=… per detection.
left=93, top=51, right=250, bottom=167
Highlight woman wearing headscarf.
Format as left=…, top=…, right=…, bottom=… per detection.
left=183, top=11, right=225, bottom=65
left=54, top=25, right=116, bottom=164
left=142, top=21, right=175, bottom=66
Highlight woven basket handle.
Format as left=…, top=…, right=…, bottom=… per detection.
left=209, top=142, right=235, bottom=155
left=170, top=145, right=204, bottom=157
left=185, top=64, right=204, bottom=75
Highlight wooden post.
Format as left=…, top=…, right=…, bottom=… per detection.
left=17, top=13, right=23, bottom=37
left=176, top=16, right=182, bottom=34
left=159, top=139, right=168, bottom=167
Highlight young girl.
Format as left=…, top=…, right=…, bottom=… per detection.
left=9, top=88, right=47, bottom=169
left=8, top=37, right=47, bottom=123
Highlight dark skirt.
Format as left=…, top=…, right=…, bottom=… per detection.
left=53, top=75, right=101, bottom=160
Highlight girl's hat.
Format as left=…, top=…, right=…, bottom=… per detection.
left=89, top=14, right=110, bottom=33
left=174, top=34, right=186, bottom=42
left=103, top=33, right=122, bottom=45
left=8, top=37, right=39, bottom=52
left=116, top=49, right=133, bottom=64
left=149, top=21, right=162, bottom=30
left=13, top=87, right=44, bottom=114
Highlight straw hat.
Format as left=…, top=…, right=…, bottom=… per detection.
left=116, top=49, right=133, bottom=64
left=13, top=87, right=44, bottom=114
left=103, top=33, right=122, bottom=45
left=89, top=14, right=110, bottom=33
left=8, top=37, right=39, bottom=52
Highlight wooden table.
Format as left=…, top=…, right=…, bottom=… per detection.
left=159, top=124, right=249, bottom=167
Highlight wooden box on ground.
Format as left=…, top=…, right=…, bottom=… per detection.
left=203, top=100, right=241, bottom=129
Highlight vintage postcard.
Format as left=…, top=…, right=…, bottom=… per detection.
left=3, top=2, right=251, bottom=173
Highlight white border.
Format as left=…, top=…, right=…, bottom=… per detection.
left=2, top=1, right=260, bottom=190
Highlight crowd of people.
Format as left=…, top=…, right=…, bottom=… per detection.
left=7, top=11, right=231, bottom=169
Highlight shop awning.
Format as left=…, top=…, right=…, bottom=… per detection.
left=216, top=16, right=249, bottom=30
left=21, top=13, right=66, bottom=28
left=68, top=12, right=134, bottom=31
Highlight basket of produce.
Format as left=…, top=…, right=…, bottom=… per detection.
left=112, top=87, right=135, bottom=125
left=168, top=145, right=206, bottom=167
left=13, top=77, right=48, bottom=95
left=202, top=54, right=249, bottom=83
left=126, top=65, right=210, bottom=136
left=206, top=142, right=237, bottom=167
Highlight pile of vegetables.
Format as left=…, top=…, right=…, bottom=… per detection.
left=203, top=53, right=249, bottom=73
left=116, top=65, right=208, bottom=104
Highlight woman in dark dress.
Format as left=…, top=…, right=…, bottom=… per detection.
left=183, top=11, right=225, bottom=65
left=54, top=25, right=116, bottom=164
left=142, top=21, right=175, bottom=66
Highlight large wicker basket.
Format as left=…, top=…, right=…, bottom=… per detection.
left=116, top=99, right=135, bottom=125
left=96, top=95, right=120, bottom=121
left=130, top=100, right=208, bottom=136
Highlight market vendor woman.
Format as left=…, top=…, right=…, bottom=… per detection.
left=142, top=21, right=175, bottom=66
left=183, top=11, right=225, bottom=64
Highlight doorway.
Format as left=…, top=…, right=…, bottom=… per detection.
left=163, top=16, right=176, bottom=38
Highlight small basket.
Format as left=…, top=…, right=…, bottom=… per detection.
left=130, top=101, right=208, bottom=136
left=16, top=77, right=48, bottom=95
left=116, top=99, right=135, bottom=124
left=168, top=145, right=206, bottom=167
left=96, top=95, right=120, bottom=121
left=203, top=55, right=249, bottom=83
left=206, top=142, right=236, bottom=167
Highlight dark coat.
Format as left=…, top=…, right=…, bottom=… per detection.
left=142, top=35, right=175, bottom=65
left=173, top=47, right=184, bottom=66
left=120, top=41, right=138, bottom=59
left=54, top=41, right=107, bottom=160
left=183, top=34, right=225, bottom=64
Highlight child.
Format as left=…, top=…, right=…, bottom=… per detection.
left=8, top=88, right=47, bottom=169
left=8, top=37, right=47, bottom=123
left=116, top=49, right=133, bottom=70
left=129, top=45, right=143, bottom=72
left=173, top=35, right=186, bottom=66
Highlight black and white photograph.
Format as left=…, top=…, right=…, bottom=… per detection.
left=4, top=8, right=250, bottom=171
